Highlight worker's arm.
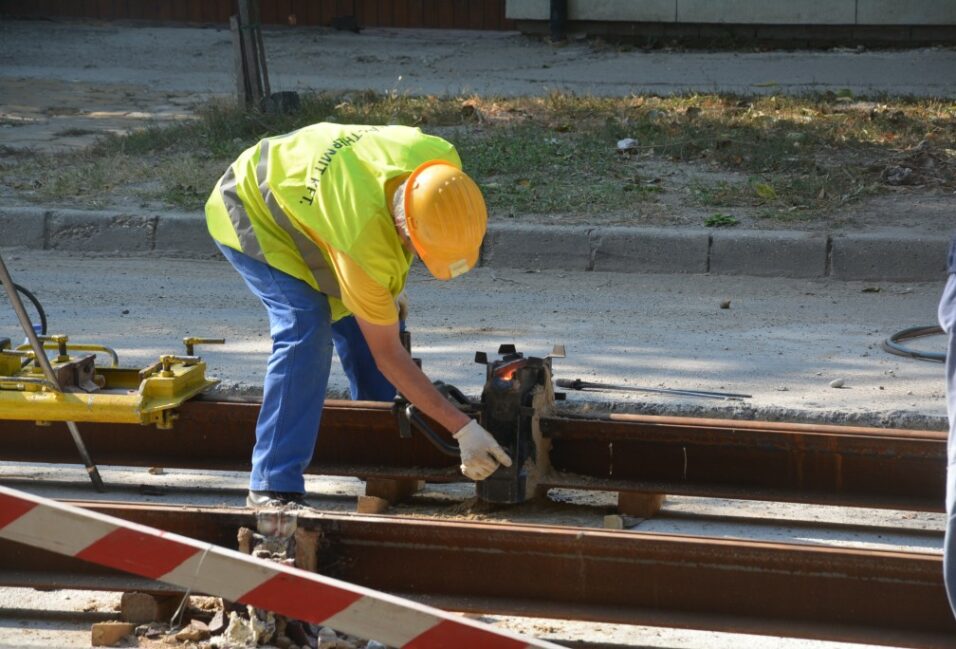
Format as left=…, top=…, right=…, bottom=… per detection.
left=321, top=246, right=510, bottom=479
left=356, top=317, right=512, bottom=480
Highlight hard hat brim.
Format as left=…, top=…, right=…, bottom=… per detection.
left=419, top=246, right=480, bottom=281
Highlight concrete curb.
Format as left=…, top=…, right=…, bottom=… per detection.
left=830, top=233, right=952, bottom=281
left=2, top=206, right=951, bottom=282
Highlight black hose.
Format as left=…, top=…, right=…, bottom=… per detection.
left=882, top=325, right=946, bottom=363
left=0, top=280, right=48, bottom=336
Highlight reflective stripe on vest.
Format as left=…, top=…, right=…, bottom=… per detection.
left=256, top=140, right=341, bottom=298
left=216, top=142, right=343, bottom=298
left=219, top=165, right=266, bottom=262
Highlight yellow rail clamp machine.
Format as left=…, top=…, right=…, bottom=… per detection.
left=1, top=249, right=221, bottom=490
left=0, top=335, right=221, bottom=429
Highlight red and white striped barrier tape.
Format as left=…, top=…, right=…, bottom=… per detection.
left=0, top=485, right=563, bottom=649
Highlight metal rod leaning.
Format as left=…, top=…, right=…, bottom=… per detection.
left=0, top=252, right=105, bottom=491
left=557, top=378, right=752, bottom=400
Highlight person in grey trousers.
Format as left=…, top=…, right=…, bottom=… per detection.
left=940, top=234, right=956, bottom=618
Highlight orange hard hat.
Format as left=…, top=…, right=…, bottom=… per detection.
left=403, top=160, right=487, bottom=281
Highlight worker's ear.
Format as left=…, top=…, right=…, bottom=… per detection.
left=385, top=175, right=411, bottom=212
left=387, top=175, right=413, bottom=250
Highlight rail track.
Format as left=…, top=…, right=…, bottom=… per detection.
left=0, top=398, right=952, bottom=647
left=0, top=499, right=952, bottom=648
left=0, top=397, right=946, bottom=510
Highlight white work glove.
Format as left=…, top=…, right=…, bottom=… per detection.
left=453, top=420, right=512, bottom=481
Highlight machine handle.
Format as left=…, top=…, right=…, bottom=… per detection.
left=17, top=341, right=120, bottom=367
left=405, top=404, right=460, bottom=457
left=432, top=380, right=479, bottom=410
left=183, top=337, right=225, bottom=355
left=392, top=380, right=475, bottom=457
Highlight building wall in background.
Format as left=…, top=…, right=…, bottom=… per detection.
left=0, top=0, right=515, bottom=30
left=507, top=0, right=956, bottom=25
left=2, top=0, right=952, bottom=41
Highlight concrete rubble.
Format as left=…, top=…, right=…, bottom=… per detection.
left=155, top=512, right=394, bottom=649
left=90, top=620, right=136, bottom=646
left=97, top=538, right=389, bottom=649
left=118, top=596, right=387, bottom=649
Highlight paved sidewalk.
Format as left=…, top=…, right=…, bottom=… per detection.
left=3, top=21, right=955, bottom=99
left=2, top=205, right=951, bottom=282
left=2, top=20, right=955, bottom=153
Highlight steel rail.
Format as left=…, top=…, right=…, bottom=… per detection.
left=0, top=399, right=945, bottom=511
left=541, top=413, right=946, bottom=511
left=0, top=500, right=952, bottom=648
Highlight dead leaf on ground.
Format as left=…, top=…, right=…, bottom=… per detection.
left=753, top=182, right=778, bottom=201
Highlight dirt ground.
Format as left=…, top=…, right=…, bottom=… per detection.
left=1, top=20, right=954, bottom=234
left=4, top=250, right=948, bottom=431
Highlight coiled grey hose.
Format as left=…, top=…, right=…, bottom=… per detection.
left=882, top=325, right=946, bottom=362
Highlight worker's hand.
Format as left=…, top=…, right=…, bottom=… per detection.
left=395, top=290, right=409, bottom=322
left=453, top=420, right=512, bottom=481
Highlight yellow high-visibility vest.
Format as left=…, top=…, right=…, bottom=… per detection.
left=205, top=123, right=461, bottom=320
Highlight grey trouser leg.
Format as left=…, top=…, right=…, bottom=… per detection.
left=938, top=273, right=956, bottom=618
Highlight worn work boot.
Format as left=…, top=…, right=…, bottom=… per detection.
left=246, top=490, right=313, bottom=510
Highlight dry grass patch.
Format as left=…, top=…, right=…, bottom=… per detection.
left=2, top=91, right=952, bottom=223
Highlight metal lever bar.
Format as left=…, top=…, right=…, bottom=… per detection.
left=557, top=378, right=752, bottom=401
left=405, top=404, right=460, bottom=457
left=0, top=253, right=105, bottom=491
left=432, top=380, right=479, bottom=410
left=183, top=337, right=225, bottom=356
left=16, top=341, right=120, bottom=367
left=0, top=374, right=61, bottom=391
left=392, top=379, right=473, bottom=457
left=391, top=329, right=462, bottom=455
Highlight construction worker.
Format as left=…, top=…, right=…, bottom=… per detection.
left=205, top=123, right=512, bottom=508
left=940, top=233, right=956, bottom=618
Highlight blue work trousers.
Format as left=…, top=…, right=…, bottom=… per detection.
left=217, top=243, right=397, bottom=493
left=940, top=261, right=956, bottom=620
left=939, top=274, right=956, bottom=615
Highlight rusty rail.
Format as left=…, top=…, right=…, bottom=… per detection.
left=542, top=413, right=946, bottom=511
left=0, top=399, right=945, bottom=511
left=0, top=500, right=952, bottom=648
